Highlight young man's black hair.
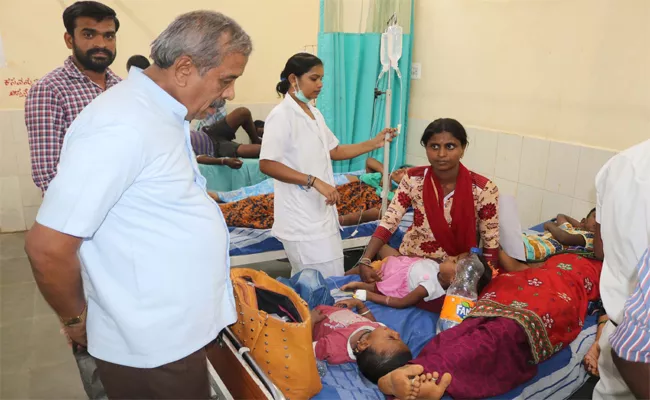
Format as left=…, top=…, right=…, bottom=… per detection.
left=63, top=1, right=120, bottom=35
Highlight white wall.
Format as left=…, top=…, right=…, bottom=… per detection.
left=405, top=118, right=616, bottom=229
left=408, top=0, right=650, bottom=152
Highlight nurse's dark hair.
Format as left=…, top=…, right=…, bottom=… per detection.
left=420, top=118, right=469, bottom=148
left=276, top=53, right=323, bottom=95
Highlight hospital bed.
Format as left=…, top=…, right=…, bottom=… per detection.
left=228, top=211, right=413, bottom=267
left=210, top=221, right=599, bottom=400
left=207, top=276, right=598, bottom=400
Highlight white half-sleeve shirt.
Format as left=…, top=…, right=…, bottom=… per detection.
left=595, top=139, right=650, bottom=324
left=259, top=95, right=340, bottom=242
left=37, top=68, right=236, bottom=368
left=408, top=259, right=445, bottom=302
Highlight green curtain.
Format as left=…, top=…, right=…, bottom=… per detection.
left=318, top=0, right=414, bottom=173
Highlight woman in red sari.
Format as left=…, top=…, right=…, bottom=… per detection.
left=351, top=118, right=500, bottom=285
left=375, top=252, right=603, bottom=400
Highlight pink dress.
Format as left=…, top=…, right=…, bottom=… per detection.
left=376, top=256, right=445, bottom=302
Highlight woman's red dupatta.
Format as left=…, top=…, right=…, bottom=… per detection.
left=422, top=163, right=477, bottom=256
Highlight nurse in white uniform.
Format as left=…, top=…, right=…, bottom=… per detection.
left=260, top=53, right=396, bottom=277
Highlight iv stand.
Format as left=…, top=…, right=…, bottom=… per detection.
left=380, top=70, right=392, bottom=217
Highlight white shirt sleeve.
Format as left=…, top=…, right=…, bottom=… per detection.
left=594, top=156, right=615, bottom=224
left=36, top=125, right=144, bottom=238
left=408, top=260, right=445, bottom=302
left=259, top=110, right=290, bottom=162
left=324, top=122, right=340, bottom=151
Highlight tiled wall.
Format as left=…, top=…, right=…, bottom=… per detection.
left=405, top=118, right=618, bottom=229
left=0, top=103, right=279, bottom=233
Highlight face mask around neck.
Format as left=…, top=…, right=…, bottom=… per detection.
left=293, top=80, right=311, bottom=104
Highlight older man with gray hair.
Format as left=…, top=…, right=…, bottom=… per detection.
left=24, top=11, right=252, bottom=398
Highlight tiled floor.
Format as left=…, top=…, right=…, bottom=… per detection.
left=1, top=232, right=87, bottom=399
left=0, top=231, right=291, bottom=399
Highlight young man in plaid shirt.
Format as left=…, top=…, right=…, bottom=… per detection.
left=25, top=1, right=121, bottom=194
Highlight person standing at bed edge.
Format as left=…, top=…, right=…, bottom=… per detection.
left=260, top=53, right=397, bottom=278
left=24, top=11, right=252, bottom=399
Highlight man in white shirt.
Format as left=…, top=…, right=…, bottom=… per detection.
left=24, top=11, right=252, bottom=398
left=592, top=139, right=650, bottom=400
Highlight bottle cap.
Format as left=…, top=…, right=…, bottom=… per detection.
left=470, top=247, right=482, bottom=255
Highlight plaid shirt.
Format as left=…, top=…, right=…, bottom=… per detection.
left=24, top=56, right=121, bottom=192
left=193, top=105, right=227, bottom=132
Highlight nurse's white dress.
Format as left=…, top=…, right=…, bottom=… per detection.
left=259, top=95, right=344, bottom=277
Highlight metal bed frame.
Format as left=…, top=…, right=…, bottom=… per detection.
left=207, top=327, right=286, bottom=400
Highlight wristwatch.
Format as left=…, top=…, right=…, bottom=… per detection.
left=60, top=305, right=87, bottom=327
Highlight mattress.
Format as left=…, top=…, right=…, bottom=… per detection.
left=229, top=212, right=414, bottom=257
left=314, top=275, right=597, bottom=400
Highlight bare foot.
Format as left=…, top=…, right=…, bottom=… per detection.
left=583, top=341, right=600, bottom=376
left=417, top=371, right=452, bottom=400
left=379, top=364, right=424, bottom=400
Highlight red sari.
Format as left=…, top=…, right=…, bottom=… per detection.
left=469, top=253, right=602, bottom=363
left=410, top=254, right=602, bottom=399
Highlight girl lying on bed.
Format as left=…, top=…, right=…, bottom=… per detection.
left=340, top=254, right=492, bottom=309
left=368, top=252, right=603, bottom=399
left=210, top=157, right=409, bottom=203
left=522, top=209, right=597, bottom=261
left=311, top=298, right=414, bottom=383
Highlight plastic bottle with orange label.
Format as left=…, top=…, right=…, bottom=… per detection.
left=436, top=247, right=484, bottom=334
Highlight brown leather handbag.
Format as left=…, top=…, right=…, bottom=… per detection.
left=230, top=268, right=322, bottom=399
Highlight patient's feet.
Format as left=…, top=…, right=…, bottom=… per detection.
left=379, top=365, right=423, bottom=400
left=379, top=365, right=451, bottom=400
left=417, top=371, right=453, bottom=400
left=583, top=341, right=600, bottom=376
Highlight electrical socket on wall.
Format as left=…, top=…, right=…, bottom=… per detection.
left=411, top=62, right=421, bottom=80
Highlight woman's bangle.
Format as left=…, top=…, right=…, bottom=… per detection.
left=385, top=297, right=391, bottom=306
left=359, top=309, right=371, bottom=316
left=598, top=320, right=609, bottom=327
left=306, top=175, right=317, bottom=188
left=358, top=257, right=372, bottom=266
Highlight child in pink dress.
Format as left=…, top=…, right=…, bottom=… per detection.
left=342, top=255, right=491, bottom=309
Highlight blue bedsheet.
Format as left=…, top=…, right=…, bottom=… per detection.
left=229, top=212, right=414, bottom=257
left=314, top=276, right=597, bottom=400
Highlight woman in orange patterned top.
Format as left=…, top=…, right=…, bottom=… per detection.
left=351, top=118, right=500, bottom=284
